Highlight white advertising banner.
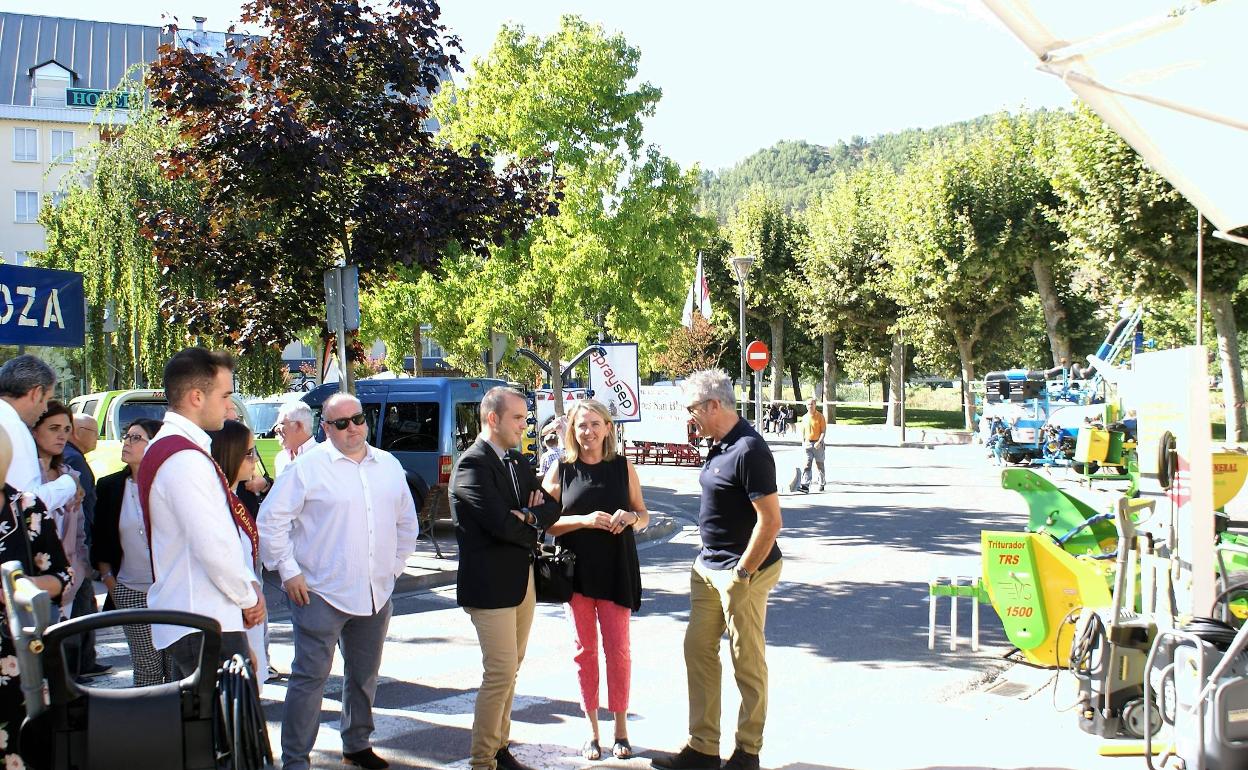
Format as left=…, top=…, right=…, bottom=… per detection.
left=624, top=385, right=689, bottom=444
left=588, top=343, right=641, bottom=423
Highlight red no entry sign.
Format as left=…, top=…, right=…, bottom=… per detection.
left=746, top=340, right=770, bottom=372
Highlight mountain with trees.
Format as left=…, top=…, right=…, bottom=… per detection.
left=698, top=113, right=1005, bottom=222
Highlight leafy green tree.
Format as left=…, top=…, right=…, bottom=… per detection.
left=141, top=0, right=554, bottom=360
left=1049, top=106, right=1248, bottom=439
left=887, top=119, right=1040, bottom=429
left=725, top=187, right=806, bottom=402
left=653, top=315, right=728, bottom=380
left=794, top=162, right=899, bottom=421
left=427, top=15, right=715, bottom=411
left=38, top=94, right=284, bottom=393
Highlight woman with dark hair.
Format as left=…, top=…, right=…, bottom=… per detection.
left=92, top=417, right=166, bottom=686
left=0, top=426, right=70, bottom=766
left=32, top=400, right=89, bottom=618
left=208, top=419, right=266, bottom=679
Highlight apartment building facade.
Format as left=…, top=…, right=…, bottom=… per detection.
left=0, top=12, right=173, bottom=266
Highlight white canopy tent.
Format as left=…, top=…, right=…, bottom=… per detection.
left=982, top=0, right=1248, bottom=241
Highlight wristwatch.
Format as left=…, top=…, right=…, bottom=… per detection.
left=735, top=566, right=753, bottom=581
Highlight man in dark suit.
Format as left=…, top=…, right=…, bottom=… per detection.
left=451, top=386, right=560, bottom=770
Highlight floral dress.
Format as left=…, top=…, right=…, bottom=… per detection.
left=0, top=485, right=72, bottom=769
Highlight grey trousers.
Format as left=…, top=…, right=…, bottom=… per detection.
left=282, top=593, right=393, bottom=770
left=802, top=442, right=826, bottom=487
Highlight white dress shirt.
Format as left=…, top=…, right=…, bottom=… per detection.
left=146, top=411, right=259, bottom=650
left=259, top=440, right=419, bottom=616
left=0, top=398, right=75, bottom=510
left=273, top=435, right=317, bottom=476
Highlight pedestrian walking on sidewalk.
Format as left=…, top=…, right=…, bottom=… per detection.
left=798, top=398, right=827, bottom=493
left=540, top=399, right=649, bottom=762
left=450, top=386, right=561, bottom=770
left=259, top=393, right=418, bottom=770
left=654, top=369, right=783, bottom=770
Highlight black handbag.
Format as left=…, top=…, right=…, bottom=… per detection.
left=533, top=535, right=575, bottom=604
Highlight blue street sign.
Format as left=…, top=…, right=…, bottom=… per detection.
left=0, top=264, right=85, bottom=348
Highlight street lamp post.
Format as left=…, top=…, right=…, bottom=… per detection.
left=731, top=255, right=756, bottom=420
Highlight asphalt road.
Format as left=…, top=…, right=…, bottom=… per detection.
left=86, top=433, right=1133, bottom=769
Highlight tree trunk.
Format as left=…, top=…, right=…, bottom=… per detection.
left=789, top=360, right=802, bottom=404
left=549, top=333, right=565, bottom=417
left=886, top=336, right=905, bottom=427
left=1207, top=290, right=1248, bottom=442
left=823, top=332, right=838, bottom=424
left=769, top=317, right=785, bottom=401
left=411, top=323, right=423, bottom=377
left=954, top=334, right=977, bottom=431
left=1032, top=257, right=1072, bottom=368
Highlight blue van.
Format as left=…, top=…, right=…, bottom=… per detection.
left=289, top=377, right=504, bottom=555
left=354, top=377, right=504, bottom=552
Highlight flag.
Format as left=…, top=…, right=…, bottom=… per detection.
left=681, top=253, right=713, bottom=328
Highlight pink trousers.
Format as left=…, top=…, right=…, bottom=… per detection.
left=567, top=591, right=632, bottom=714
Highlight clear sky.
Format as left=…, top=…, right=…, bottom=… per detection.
left=0, top=0, right=1178, bottom=172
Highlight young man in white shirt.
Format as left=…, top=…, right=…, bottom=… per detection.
left=259, top=393, right=419, bottom=770
left=0, top=354, right=80, bottom=509
left=139, top=347, right=266, bottom=678
left=272, top=399, right=317, bottom=476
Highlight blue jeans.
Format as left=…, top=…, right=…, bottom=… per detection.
left=282, top=593, right=393, bottom=770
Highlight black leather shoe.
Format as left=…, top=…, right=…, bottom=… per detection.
left=495, top=746, right=534, bottom=770
left=722, top=746, right=760, bottom=770
left=343, top=748, right=389, bottom=769
left=652, top=745, right=721, bottom=769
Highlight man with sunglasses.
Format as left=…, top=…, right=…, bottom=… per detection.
left=259, top=393, right=419, bottom=770
left=654, top=369, right=783, bottom=770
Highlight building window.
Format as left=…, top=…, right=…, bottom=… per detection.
left=420, top=324, right=445, bottom=359
left=11, top=252, right=29, bottom=266
left=50, top=190, right=67, bottom=207
left=31, top=62, right=71, bottom=108
left=15, top=191, right=40, bottom=223
left=51, top=130, right=74, bottom=164
left=13, top=128, right=37, bottom=162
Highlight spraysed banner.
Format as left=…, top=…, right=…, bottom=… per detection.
left=588, top=343, right=641, bottom=423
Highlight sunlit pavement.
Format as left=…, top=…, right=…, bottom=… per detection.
left=84, top=434, right=1130, bottom=769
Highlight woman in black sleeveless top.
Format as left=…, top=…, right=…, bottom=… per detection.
left=541, top=400, right=649, bottom=762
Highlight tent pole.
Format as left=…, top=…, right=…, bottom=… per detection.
left=1196, top=210, right=1204, bottom=347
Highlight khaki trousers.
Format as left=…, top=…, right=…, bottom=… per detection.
left=465, top=570, right=536, bottom=770
left=685, top=557, right=782, bottom=756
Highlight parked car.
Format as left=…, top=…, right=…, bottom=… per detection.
left=69, top=389, right=275, bottom=479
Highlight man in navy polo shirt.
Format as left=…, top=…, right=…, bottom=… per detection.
left=654, top=370, right=783, bottom=770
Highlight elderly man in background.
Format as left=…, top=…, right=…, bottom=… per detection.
left=273, top=400, right=318, bottom=476
left=260, top=393, right=418, bottom=770
left=0, top=354, right=80, bottom=510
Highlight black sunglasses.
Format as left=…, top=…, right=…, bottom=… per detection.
left=325, top=412, right=367, bottom=430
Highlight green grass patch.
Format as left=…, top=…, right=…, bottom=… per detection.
left=830, top=405, right=967, bottom=431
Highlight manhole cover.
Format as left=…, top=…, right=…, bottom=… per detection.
left=985, top=681, right=1030, bottom=697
